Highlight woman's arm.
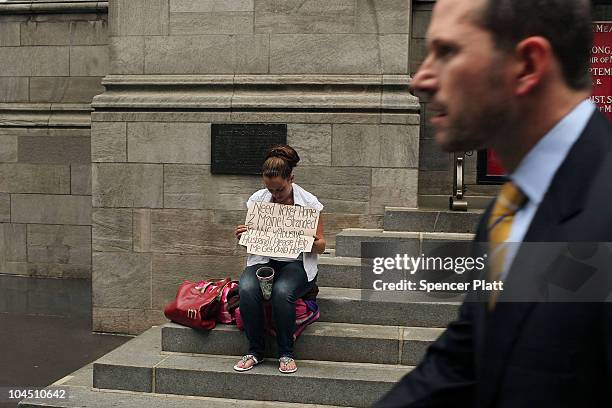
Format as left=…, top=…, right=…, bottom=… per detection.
left=312, top=214, right=326, bottom=254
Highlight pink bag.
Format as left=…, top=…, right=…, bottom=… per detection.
left=216, top=281, right=238, bottom=324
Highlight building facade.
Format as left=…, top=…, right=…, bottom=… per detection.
left=1, top=0, right=610, bottom=334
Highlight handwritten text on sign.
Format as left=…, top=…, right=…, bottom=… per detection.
left=239, top=202, right=320, bottom=258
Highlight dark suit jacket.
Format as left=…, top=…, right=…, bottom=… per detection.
left=374, top=110, right=612, bottom=408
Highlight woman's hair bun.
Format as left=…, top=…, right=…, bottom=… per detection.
left=262, top=144, right=300, bottom=179
left=266, top=144, right=299, bottom=167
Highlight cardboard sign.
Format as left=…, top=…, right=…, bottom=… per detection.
left=238, top=202, right=320, bottom=259
left=591, top=22, right=612, bottom=121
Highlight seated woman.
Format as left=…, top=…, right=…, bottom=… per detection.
left=233, top=144, right=325, bottom=374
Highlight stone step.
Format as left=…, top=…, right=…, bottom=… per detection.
left=335, top=228, right=474, bottom=258
left=317, top=255, right=361, bottom=288
left=384, top=207, right=483, bottom=233
left=20, top=387, right=347, bottom=408
left=92, top=327, right=413, bottom=408
left=19, top=364, right=346, bottom=408
left=317, top=286, right=461, bottom=328
left=162, top=322, right=442, bottom=366
left=318, top=254, right=474, bottom=295
left=418, top=194, right=495, bottom=210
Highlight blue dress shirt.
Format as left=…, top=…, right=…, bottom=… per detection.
left=499, top=99, right=595, bottom=280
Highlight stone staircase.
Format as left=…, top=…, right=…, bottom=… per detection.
left=20, top=207, right=482, bottom=408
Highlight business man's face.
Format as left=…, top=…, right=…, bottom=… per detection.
left=411, top=0, right=516, bottom=152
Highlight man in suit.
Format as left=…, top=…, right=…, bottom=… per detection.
left=374, top=0, right=612, bottom=407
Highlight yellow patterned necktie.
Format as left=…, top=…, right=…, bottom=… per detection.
left=487, top=181, right=527, bottom=309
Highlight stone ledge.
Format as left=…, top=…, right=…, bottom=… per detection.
left=0, top=103, right=92, bottom=111
left=0, top=1, right=108, bottom=14
left=102, top=74, right=412, bottom=86
left=20, top=384, right=350, bottom=408
left=93, top=75, right=419, bottom=111
left=0, top=103, right=92, bottom=127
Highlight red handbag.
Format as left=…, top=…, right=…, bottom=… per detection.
left=164, top=278, right=231, bottom=330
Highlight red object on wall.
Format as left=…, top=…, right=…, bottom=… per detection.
left=591, top=22, right=612, bottom=122
left=487, top=149, right=506, bottom=176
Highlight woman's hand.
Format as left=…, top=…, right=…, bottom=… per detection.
left=312, top=234, right=326, bottom=254
left=235, top=225, right=248, bottom=239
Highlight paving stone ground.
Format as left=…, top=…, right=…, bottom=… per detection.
left=0, top=313, right=130, bottom=408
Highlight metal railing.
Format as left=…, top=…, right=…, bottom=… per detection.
left=450, top=152, right=468, bottom=211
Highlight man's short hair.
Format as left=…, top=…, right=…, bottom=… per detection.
left=476, top=0, right=593, bottom=90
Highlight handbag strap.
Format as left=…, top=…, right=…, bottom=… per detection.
left=198, top=277, right=231, bottom=294
left=200, top=282, right=215, bottom=293
left=215, top=280, right=232, bottom=301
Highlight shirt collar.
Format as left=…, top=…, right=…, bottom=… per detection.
left=263, top=183, right=306, bottom=206
left=511, top=99, right=595, bottom=205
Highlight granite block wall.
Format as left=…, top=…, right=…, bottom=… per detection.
left=0, top=9, right=107, bottom=104
left=0, top=127, right=92, bottom=279
left=90, top=0, right=420, bottom=333
left=105, top=0, right=412, bottom=75
left=90, top=111, right=421, bottom=333
left=0, top=2, right=108, bottom=284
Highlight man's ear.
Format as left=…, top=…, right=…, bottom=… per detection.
left=513, top=36, right=553, bottom=96
left=288, top=173, right=295, bottom=183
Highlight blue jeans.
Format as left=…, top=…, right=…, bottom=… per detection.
left=238, top=260, right=315, bottom=360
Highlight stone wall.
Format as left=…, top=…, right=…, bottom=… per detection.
left=91, top=0, right=420, bottom=334
left=0, top=1, right=108, bottom=287
left=0, top=1, right=108, bottom=104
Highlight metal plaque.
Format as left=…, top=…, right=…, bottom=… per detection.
left=211, top=124, right=287, bottom=175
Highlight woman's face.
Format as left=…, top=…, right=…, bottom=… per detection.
left=263, top=174, right=293, bottom=203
